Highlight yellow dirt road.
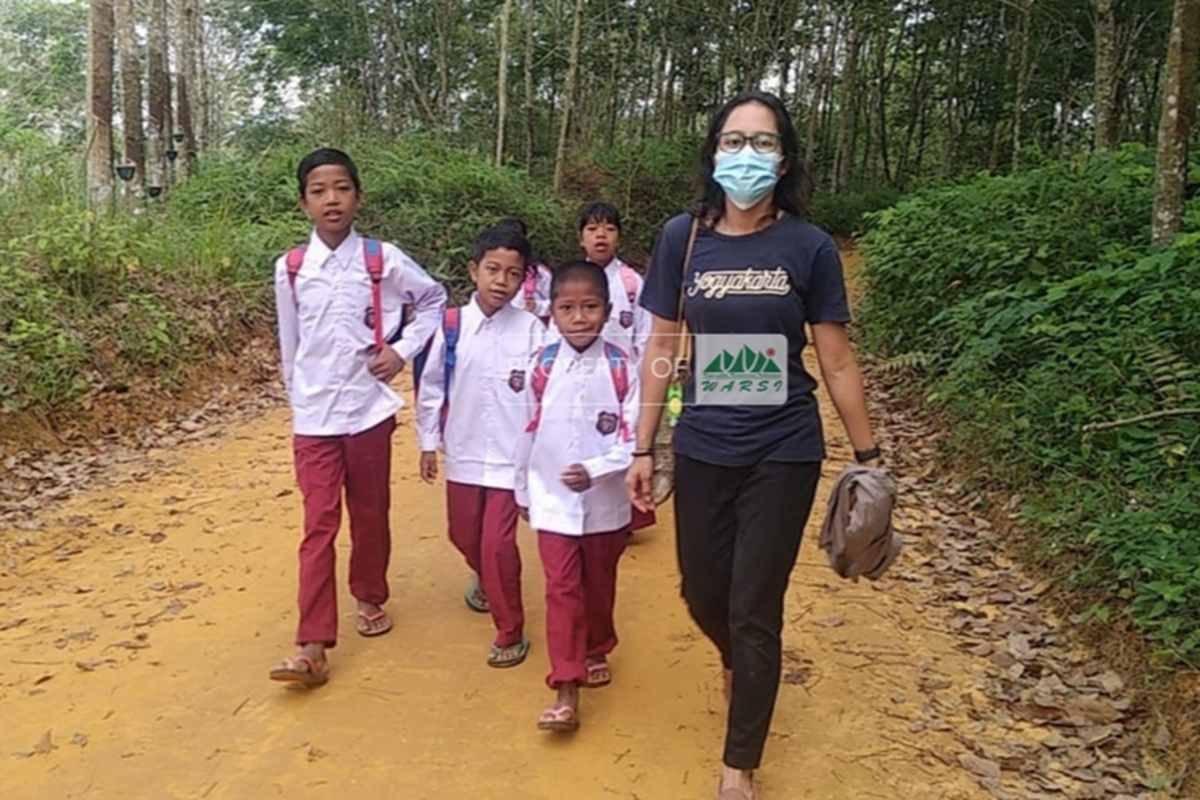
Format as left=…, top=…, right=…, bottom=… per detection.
left=1, top=360, right=993, bottom=798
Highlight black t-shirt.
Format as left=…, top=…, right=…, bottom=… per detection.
left=640, top=212, right=851, bottom=466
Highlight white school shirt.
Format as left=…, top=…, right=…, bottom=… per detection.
left=274, top=228, right=447, bottom=437
left=547, top=257, right=650, bottom=361
left=508, top=262, right=553, bottom=320
left=513, top=336, right=639, bottom=536
left=416, top=297, right=545, bottom=489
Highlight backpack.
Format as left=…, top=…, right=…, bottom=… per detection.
left=285, top=237, right=396, bottom=350
left=410, top=307, right=462, bottom=435
left=526, top=341, right=630, bottom=439
left=618, top=263, right=638, bottom=306
left=522, top=266, right=541, bottom=306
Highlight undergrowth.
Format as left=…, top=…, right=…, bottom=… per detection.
left=859, top=143, right=1200, bottom=665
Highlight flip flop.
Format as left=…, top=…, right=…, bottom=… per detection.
left=269, top=653, right=329, bottom=687
left=464, top=573, right=490, bottom=613
left=487, top=637, right=531, bottom=669
left=584, top=659, right=611, bottom=688
left=536, top=704, right=580, bottom=732
left=356, top=609, right=393, bottom=637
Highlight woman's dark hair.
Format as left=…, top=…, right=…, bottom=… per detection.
left=691, top=92, right=810, bottom=223
left=551, top=260, right=609, bottom=303
left=473, top=224, right=531, bottom=266
left=297, top=148, right=362, bottom=197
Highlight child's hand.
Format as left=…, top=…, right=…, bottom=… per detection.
left=524, top=294, right=537, bottom=312
left=518, top=506, right=529, bottom=522
left=561, top=463, right=591, bottom=493
left=368, top=345, right=405, bottom=383
left=419, top=451, right=438, bottom=484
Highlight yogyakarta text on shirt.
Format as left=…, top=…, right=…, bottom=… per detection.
left=687, top=267, right=791, bottom=300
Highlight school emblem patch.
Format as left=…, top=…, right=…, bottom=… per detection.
left=508, top=369, right=525, bottom=393
left=596, top=411, right=618, bottom=435
left=619, top=310, right=634, bottom=328
left=363, top=305, right=376, bottom=331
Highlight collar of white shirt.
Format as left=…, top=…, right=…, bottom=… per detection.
left=305, top=228, right=362, bottom=269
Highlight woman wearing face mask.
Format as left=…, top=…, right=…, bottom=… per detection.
left=627, top=92, right=880, bottom=800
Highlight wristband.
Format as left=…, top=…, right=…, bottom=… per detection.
left=854, top=445, right=882, bottom=464
left=632, top=449, right=655, bottom=459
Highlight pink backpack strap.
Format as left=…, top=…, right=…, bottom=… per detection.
left=362, top=238, right=385, bottom=350
left=523, top=268, right=539, bottom=303
left=525, top=342, right=561, bottom=433
left=619, top=263, right=638, bottom=305
left=285, top=246, right=308, bottom=289
left=603, top=342, right=632, bottom=442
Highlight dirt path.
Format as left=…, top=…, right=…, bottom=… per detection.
left=0, top=252, right=1156, bottom=800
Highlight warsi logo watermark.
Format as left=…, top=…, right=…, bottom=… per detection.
left=694, top=334, right=787, bottom=406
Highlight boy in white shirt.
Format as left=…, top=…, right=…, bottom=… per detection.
left=498, top=217, right=553, bottom=325
left=514, top=260, right=640, bottom=732
left=417, top=225, right=545, bottom=668
left=577, top=201, right=657, bottom=532
left=269, top=148, right=447, bottom=687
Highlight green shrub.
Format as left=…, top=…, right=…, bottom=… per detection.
left=810, top=186, right=903, bottom=238
left=859, top=143, right=1200, bottom=665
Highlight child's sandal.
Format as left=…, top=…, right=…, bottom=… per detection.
left=536, top=704, right=580, bottom=732
left=584, top=659, right=612, bottom=688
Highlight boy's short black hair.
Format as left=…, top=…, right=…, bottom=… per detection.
left=297, top=148, right=361, bottom=197
left=552, top=260, right=609, bottom=303
left=578, top=201, right=622, bottom=233
left=473, top=224, right=532, bottom=266
left=493, top=216, right=529, bottom=237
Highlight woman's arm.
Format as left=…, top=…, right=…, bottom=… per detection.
left=811, top=321, right=879, bottom=465
left=634, top=314, right=682, bottom=450
left=628, top=314, right=681, bottom=510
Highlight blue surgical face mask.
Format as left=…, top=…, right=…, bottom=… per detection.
left=712, top=148, right=783, bottom=210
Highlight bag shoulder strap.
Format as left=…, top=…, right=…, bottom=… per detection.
left=619, top=263, right=639, bottom=305
left=362, top=238, right=385, bottom=280
left=285, top=245, right=308, bottom=291
left=526, top=342, right=561, bottom=433
left=602, top=342, right=630, bottom=403
left=437, top=306, right=461, bottom=433
left=676, top=218, right=700, bottom=323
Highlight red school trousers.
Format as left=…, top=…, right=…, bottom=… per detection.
left=446, top=481, right=524, bottom=647
left=631, top=504, right=657, bottom=531
left=292, top=416, right=396, bottom=647
left=538, top=527, right=629, bottom=688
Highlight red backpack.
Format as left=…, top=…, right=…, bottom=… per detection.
left=285, top=238, right=386, bottom=350
left=526, top=341, right=631, bottom=441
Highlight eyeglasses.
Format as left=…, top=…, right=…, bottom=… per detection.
left=717, top=131, right=782, bottom=154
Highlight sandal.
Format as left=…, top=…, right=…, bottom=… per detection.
left=269, top=653, right=329, bottom=687
left=356, top=609, right=393, bottom=637
left=584, top=658, right=612, bottom=688
left=536, top=704, right=580, bottom=732
left=487, top=637, right=530, bottom=669
left=464, top=573, right=490, bottom=613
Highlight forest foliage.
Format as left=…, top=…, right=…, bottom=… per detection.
left=860, top=145, right=1200, bottom=664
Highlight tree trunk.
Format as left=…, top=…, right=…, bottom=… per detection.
left=1093, top=0, right=1121, bottom=148
left=524, top=0, right=535, bottom=169
left=87, top=0, right=115, bottom=207
left=176, top=0, right=199, bottom=176
left=1152, top=0, right=1200, bottom=245
left=1011, top=0, right=1033, bottom=173
left=496, top=0, right=514, bottom=166
left=942, top=7, right=964, bottom=176
left=833, top=26, right=861, bottom=193
left=147, top=0, right=169, bottom=192
left=114, top=0, right=143, bottom=188
left=553, top=0, right=585, bottom=192
left=806, top=3, right=836, bottom=177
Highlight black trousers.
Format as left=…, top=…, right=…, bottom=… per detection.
left=673, top=453, right=822, bottom=771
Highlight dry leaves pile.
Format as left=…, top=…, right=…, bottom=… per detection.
left=0, top=384, right=285, bottom=568
left=866, top=372, right=1164, bottom=800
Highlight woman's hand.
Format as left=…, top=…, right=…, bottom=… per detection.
left=627, top=454, right=655, bottom=512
